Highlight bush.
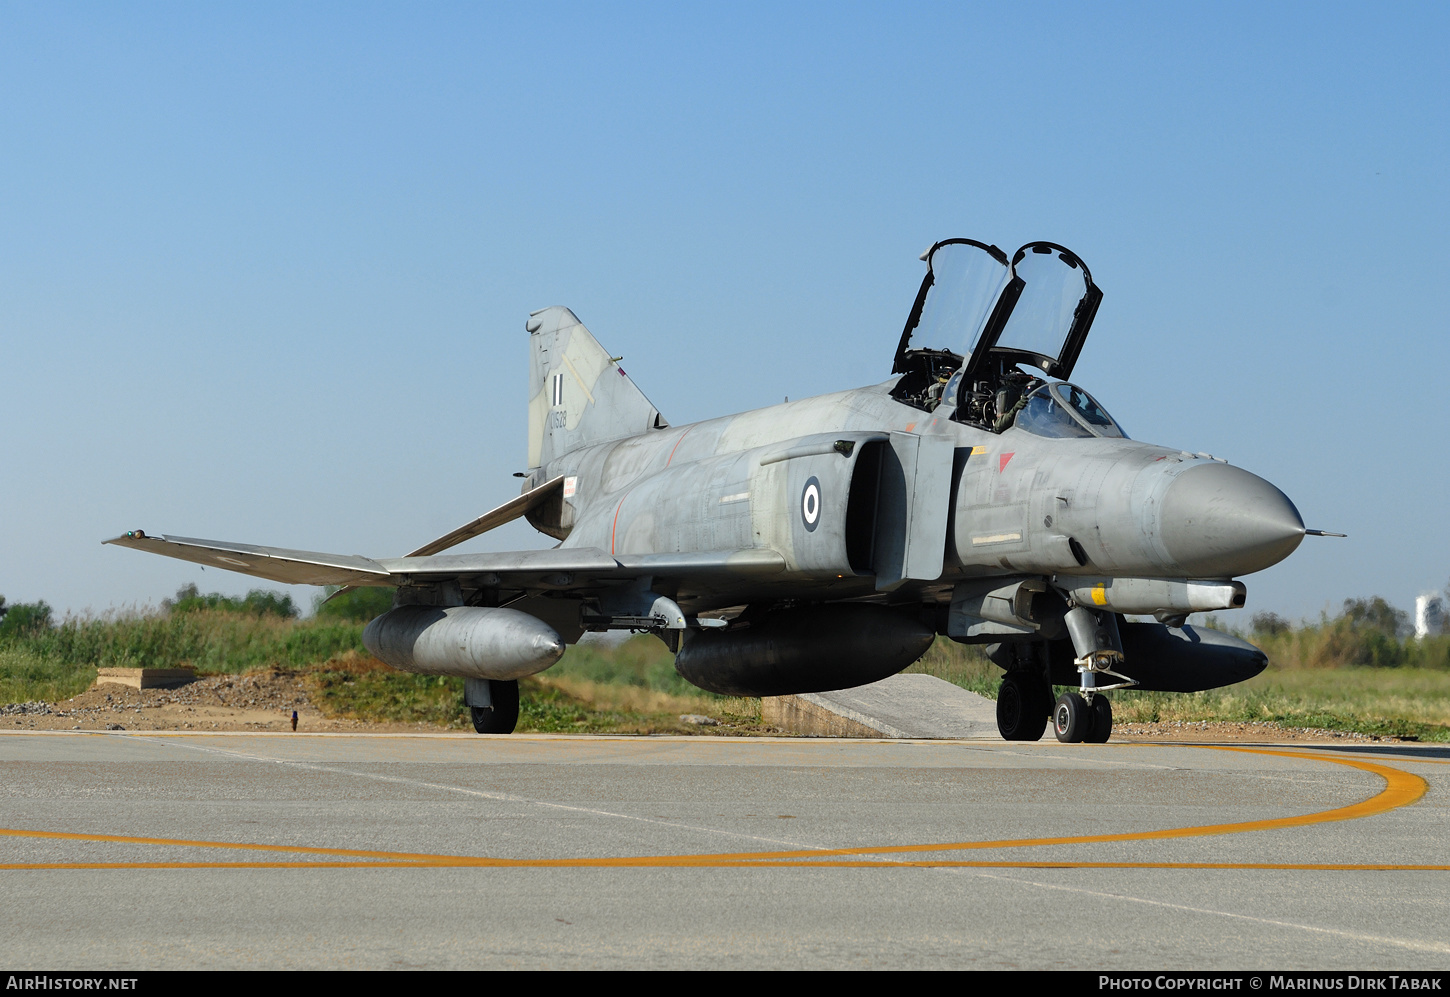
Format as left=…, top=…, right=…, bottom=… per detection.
left=1250, top=611, right=1291, bottom=637
left=1340, top=596, right=1409, bottom=638
left=0, top=600, right=53, bottom=638
left=166, top=583, right=297, bottom=619
left=313, top=586, right=395, bottom=622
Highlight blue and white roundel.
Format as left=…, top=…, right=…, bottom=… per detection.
left=801, top=476, right=821, bottom=532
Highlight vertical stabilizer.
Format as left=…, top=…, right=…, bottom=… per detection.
left=526, top=306, right=667, bottom=469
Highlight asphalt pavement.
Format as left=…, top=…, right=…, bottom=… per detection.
left=0, top=731, right=1446, bottom=970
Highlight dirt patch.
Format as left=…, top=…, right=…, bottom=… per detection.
left=1114, top=720, right=1415, bottom=744
left=1, top=669, right=445, bottom=734
left=0, top=671, right=1415, bottom=743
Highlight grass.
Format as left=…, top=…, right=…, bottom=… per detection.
left=0, top=608, right=368, bottom=706
left=4, top=604, right=1450, bottom=740
left=304, top=640, right=765, bottom=734
left=0, top=646, right=97, bottom=705
left=1107, top=666, right=1450, bottom=741
left=903, top=638, right=998, bottom=695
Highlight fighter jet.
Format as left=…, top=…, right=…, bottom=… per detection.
left=107, top=238, right=1326, bottom=743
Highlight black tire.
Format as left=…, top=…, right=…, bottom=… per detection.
left=996, top=673, right=1049, bottom=741
left=470, top=679, right=520, bottom=734
left=1053, top=692, right=1090, bottom=743
left=1085, top=694, right=1112, bottom=743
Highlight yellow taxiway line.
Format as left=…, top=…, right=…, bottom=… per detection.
left=0, top=745, right=1432, bottom=872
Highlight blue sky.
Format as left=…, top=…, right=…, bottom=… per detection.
left=1, top=2, right=1446, bottom=621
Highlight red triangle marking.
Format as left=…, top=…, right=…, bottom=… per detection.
left=999, top=452, right=1015, bottom=472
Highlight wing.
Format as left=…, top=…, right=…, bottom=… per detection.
left=104, top=532, right=393, bottom=587
left=103, top=530, right=786, bottom=592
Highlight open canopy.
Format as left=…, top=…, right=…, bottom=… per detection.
left=893, top=239, right=1103, bottom=386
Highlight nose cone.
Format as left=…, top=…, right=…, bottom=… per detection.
left=1160, top=463, right=1304, bottom=576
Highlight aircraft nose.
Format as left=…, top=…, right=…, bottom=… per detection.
left=1159, top=462, right=1305, bottom=577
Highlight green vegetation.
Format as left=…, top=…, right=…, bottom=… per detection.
left=2, top=584, right=1448, bottom=739
left=166, top=583, right=298, bottom=619
left=0, top=586, right=366, bottom=704
left=1098, top=597, right=1450, bottom=740
left=312, top=585, right=395, bottom=622
left=1109, top=667, right=1450, bottom=741
left=903, top=638, right=997, bottom=695
left=306, top=638, right=763, bottom=734
left=902, top=595, right=1450, bottom=742
left=0, top=597, right=53, bottom=639
left=1246, top=605, right=1450, bottom=671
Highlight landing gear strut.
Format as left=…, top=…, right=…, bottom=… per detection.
left=466, top=678, right=520, bottom=734
left=1054, top=606, right=1137, bottom=743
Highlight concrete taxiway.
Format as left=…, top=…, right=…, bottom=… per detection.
left=0, top=731, right=1446, bottom=970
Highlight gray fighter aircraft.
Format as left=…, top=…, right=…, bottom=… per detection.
left=108, top=238, right=1326, bottom=743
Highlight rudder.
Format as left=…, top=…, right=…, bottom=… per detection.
left=526, top=306, right=667, bottom=469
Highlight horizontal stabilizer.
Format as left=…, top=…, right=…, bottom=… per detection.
left=405, top=475, right=565, bottom=557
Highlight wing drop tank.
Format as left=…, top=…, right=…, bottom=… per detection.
left=675, top=604, right=934, bottom=697
left=363, top=606, right=566, bottom=679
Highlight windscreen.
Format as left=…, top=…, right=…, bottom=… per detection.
left=1015, top=383, right=1128, bottom=440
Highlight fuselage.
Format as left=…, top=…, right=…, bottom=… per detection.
left=527, top=377, right=1305, bottom=614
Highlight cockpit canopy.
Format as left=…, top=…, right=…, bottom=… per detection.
left=1015, top=382, right=1128, bottom=440
left=890, top=239, right=1104, bottom=426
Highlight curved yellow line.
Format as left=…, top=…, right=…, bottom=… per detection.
left=0, top=745, right=1430, bottom=871
left=0, top=827, right=447, bottom=863
left=6, top=861, right=1450, bottom=872
left=530, top=746, right=1428, bottom=865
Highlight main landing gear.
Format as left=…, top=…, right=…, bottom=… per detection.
left=996, top=671, right=1051, bottom=741
left=993, top=607, right=1140, bottom=744
left=466, top=678, right=520, bottom=734
left=995, top=673, right=1114, bottom=743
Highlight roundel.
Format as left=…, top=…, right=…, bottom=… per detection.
left=801, top=476, right=822, bottom=532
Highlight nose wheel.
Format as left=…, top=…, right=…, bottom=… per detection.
left=1053, top=692, right=1113, bottom=743
left=1087, top=694, right=1112, bottom=743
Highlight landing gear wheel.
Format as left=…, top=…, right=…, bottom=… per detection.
left=996, top=673, right=1049, bottom=741
left=1053, top=692, right=1091, bottom=743
left=470, top=679, right=520, bottom=734
left=1085, top=695, right=1112, bottom=743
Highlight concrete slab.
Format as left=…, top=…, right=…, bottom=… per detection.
left=762, top=673, right=1002, bottom=739
left=96, top=668, right=196, bottom=689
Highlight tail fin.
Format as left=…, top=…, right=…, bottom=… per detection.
left=526, top=306, right=668, bottom=469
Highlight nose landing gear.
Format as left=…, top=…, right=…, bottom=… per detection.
left=1053, top=691, right=1114, bottom=743
left=1051, top=606, right=1138, bottom=744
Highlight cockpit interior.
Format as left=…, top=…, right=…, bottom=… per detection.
left=890, top=239, right=1122, bottom=437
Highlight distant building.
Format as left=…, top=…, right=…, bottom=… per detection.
left=1415, top=593, right=1445, bottom=639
